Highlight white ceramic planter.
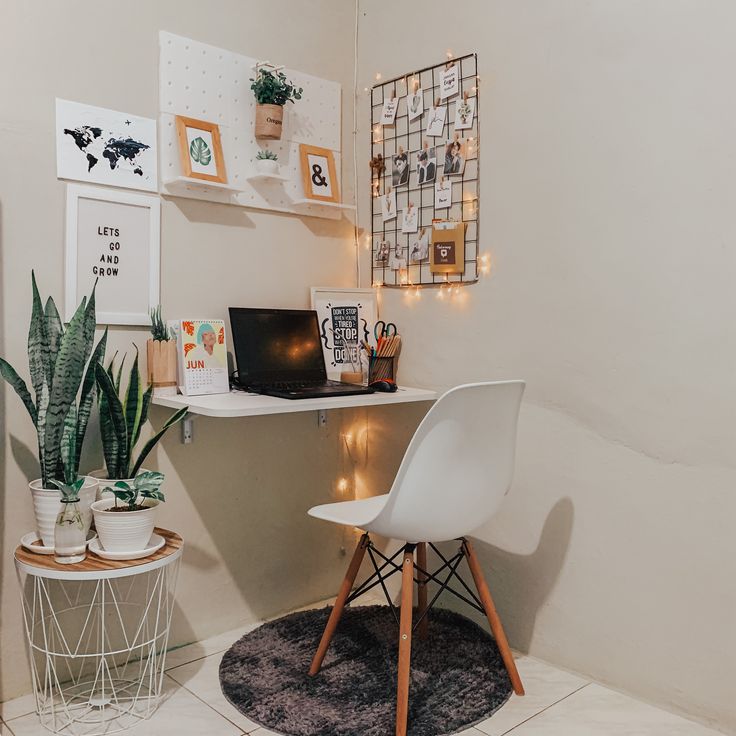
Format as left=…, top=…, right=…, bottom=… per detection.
left=30, top=478, right=97, bottom=547
left=255, top=159, right=280, bottom=175
left=91, top=498, right=159, bottom=553
left=88, top=469, right=148, bottom=501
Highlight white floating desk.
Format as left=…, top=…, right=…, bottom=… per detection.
left=152, top=386, right=437, bottom=418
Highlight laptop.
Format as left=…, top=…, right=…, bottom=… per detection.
left=229, top=307, right=375, bottom=400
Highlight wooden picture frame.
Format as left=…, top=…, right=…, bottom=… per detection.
left=65, top=184, right=160, bottom=325
left=299, top=144, right=340, bottom=203
left=175, top=115, right=227, bottom=183
left=430, top=220, right=466, bottom=274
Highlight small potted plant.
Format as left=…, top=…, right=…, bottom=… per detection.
left=92, top=471, right=165, bottom=553
left=255, top=149, right=280, bottom=175
left=250, top=67, right=303, bottom=140
left=88, top=351, right=187, bottom=498
left=0, top=273, right=105, bottom=546
left=147, top=305, right=177, bottom=397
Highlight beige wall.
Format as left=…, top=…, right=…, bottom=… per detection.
left=356, top=1, right=736, bottom=733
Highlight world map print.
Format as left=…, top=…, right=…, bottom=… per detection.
left=56, top=99, right=158, bottom=192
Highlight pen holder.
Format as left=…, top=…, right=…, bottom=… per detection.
left=369, top=356, right=397, bottom=383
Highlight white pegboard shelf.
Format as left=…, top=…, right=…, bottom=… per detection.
left=244, top=172, right=291, bottom=183
left=162, top=176, right=244, bottom=195
left=292, top=199, right=356, bottom=211
left=158, top=32, right=346, bottom=220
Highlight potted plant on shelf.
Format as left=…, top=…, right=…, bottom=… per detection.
left=92, top=471, right=166, bottom=553
left=88, top=351, right=187, bottom=497
left=255, top=149, right=280, bottom=176
left=0, top=273, right=106, bottom=546
left=147, top=305, right=177, bottom=397
left=250, top=67, right=303, bottom=140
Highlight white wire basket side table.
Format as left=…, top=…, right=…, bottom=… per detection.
left=14, top=528, right=183, bottom=735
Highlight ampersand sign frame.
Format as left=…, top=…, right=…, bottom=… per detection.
left=298, top=143, right=340, bottom=203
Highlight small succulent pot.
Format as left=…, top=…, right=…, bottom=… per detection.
left=31, top=477, right=97, bottom=547
left=91, top=498, right=160, bottom=553
left=255, top=104, right=283, bottom=140
left=255, top=158, right=280, bottom=175
left=147, top=339, right=178, bottom=397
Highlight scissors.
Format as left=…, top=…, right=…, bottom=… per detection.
left=374, top=320, right=398, bottom=342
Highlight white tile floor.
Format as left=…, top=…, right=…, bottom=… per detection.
left=0, top=603, right=724, bottom=736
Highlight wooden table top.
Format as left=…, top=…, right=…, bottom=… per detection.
left=14, top=527, right=183, bottom=578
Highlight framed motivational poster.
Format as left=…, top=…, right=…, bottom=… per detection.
left=65, top=184, right=160, bottom=325
left=310, top=287, right=378, bottom=380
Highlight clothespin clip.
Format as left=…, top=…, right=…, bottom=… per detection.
left=463, top=90, right=469, bottom=101
left=412, top=78, right=420, bottom=93
left=398, top=145, right=405, bottom=156
left=453, top=132, right=460, bottom=143
left=407, top=202, right=414, bottom=212
left=435, top=97, right=441, bottom=107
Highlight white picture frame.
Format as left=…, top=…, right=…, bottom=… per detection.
left=65, top=184, right=160, bottom=325
left=310, top=287, right=378, bottom=380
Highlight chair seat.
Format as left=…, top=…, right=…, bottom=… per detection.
left=308, top=494, right=389, bottom=530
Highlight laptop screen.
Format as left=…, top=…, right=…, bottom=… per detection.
left=229, top=308, right=327, bottom=385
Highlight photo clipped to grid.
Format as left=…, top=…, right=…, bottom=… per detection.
left=371, top=54, right=479, bottom=289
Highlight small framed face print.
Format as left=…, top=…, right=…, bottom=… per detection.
left=435, top=178, right=451, bottom=209
left=401, top=204, right=418, bottom=233
left=389, top=242, right=407, bottom=270
left=454, top=96, right=476, bottom=129
left=392, top=149, right=410, bottom=187
left=426, top=104, right=446, bottom=137
left=381, top=95, right=398, bottom=125
left=381, top=188, right=397, bottom=221
left=175, top=116, right=226, bottom=183
left=299, top=144, right=340, bottom=203
left=376, top=240, right=390, bottom=264
left=439, top=65, right=459, bottom=99
left=407, top=88, right=424, bottom=121
left=416, top=143, right=436, bottom=186
left=410, top=228, right=429, bottom=262
left=438, top=139, right=466, bottom=176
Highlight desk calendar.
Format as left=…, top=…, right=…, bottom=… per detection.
left=169, top=319, right=229, bottom=396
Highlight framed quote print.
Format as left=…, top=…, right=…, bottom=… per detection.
left=175, top=115, right=227, bottom=183
left=299, top=144, right=340, bottom=203
left=65, top=184, right=160, bottom=325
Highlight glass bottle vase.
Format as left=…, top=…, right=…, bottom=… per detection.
left=54, top=501, right=86, bottom=564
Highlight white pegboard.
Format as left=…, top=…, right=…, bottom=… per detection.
left=158, top=31, right=347, bottom=220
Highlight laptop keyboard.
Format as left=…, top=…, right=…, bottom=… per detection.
left=253, top=379, right=333, bottom=391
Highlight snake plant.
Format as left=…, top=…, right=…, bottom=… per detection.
left=95, top=351, right=187, bottom=479
left=0, top=272, right=107, bottom=488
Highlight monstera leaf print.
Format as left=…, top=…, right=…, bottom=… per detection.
left=190, top=136, right=212, bottom=166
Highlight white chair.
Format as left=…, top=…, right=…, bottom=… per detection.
left=307, top=381, right=526, bottom=736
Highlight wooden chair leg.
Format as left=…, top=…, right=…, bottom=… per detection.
left=416, top=542, right=429, bottom=640
left=396, top=547, right=414, bottom=736
left=309, top=533, right=369, bottom=676
left=462, top=538, right=525, bottom=696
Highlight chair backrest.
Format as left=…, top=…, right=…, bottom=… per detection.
left=370, top=381, right=525, bottom=543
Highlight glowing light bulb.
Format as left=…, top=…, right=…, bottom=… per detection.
left=375, top=72, right=382, bottom=81
left=337, top=478, right=349, bottom=493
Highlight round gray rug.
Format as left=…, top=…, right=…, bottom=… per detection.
left=219, top=605, right=512, bottom=736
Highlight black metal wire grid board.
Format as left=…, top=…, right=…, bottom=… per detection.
left=370, top=53, right=479, bottom=289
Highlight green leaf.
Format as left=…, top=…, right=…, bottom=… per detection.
left=28, top=271, right=50, bottom=404
left=110, top=486, right=137, bottom=508
left=76, top=327, right=107, bottom=469
left=0, top=358, right=37, bottom=423
left=50, top=477, right=84, bottom=502
left=189, top=136, right=212, bottom=166
left=134, top=384, right=153, bottom=448
left=140, top=489, right=165, bottom=503
left=124, top=348, right=144, bottom=461
left=60, top=403, right=78, bottom=484
left=42, top=283, right=96, bottom=485
left=44, top=297, right=64, bottom=384
left=133, top=470, right=165, bottom=491
left=131, top=406, right=188, bottom=476
left=95, top=363, right=129, bottom=478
